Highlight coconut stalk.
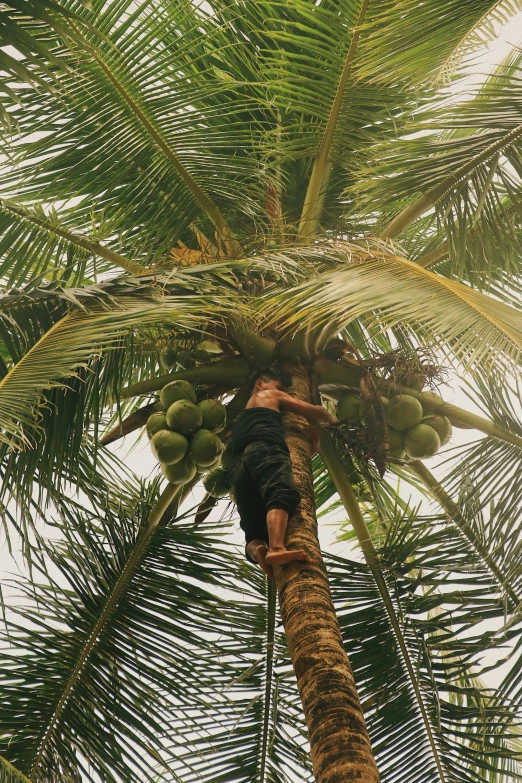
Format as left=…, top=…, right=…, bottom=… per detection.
left=227, top=321, right=276, bottom=367
left=121, top=357, right=251, bottom=398
left=278, top=362, right=379, bottom=783
left=408, top=460, right=520, bottom=607
left=100, top=403, right=156, bottom=445
left=319, top=432, right=447, bottom=781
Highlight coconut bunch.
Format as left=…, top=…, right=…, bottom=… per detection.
left=336, top=390, right=452, bottom=462
left=146, top=379, right=229, bottom=486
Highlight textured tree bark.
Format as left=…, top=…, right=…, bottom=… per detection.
left=278, top=362, right=380, bottom=783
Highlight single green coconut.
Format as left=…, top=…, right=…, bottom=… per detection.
left=196, top=455, right=222, bottom=475
left=381, top=396, right=389, bottom=409
left=404, top=424, right=440, bottom=459
left=166, top=399, right=203, bottom=435
left=189, top=429, right=223, bottom=467
left=161, top=456, right=197, bottom=484
left=198, top=399, right=226, bottom=432
left=160, top=346, right=177, bottom=370
left=146, top=412, right=169, bottom=439
left=337, top=394, right=362, bottom=422
left=388, top=428, right=405, bottom=459
left=386, top=394, right=423, bottom=431
left=150, top=430, right=188, bottom=465
left=203, top=467, right=230, bottom=498
left=220, top=447, right=234, bottom=470
left=422, top=414, right=452, bottom=446
left=160, top=379, right=197, bottom=409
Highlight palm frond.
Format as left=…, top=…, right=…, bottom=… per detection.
left=261, top=241, right=522, bottom=381
left=0, top=0, right=265, bottom=255
left=0, top=293, right=206, bottom=448
left=0, top=754, right=32, bottom=783
left=359, top=47, right=522, bottom=276
left=0, top=199, right=145, bottom=282
left=332, top=505, right=522, bottom=782
left=357, top=0, right=522, bottom=85
left=0, top=461, right=316, bottom=783
left=297, top=0, right=371, bottom=240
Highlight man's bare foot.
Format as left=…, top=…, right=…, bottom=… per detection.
left=265, top=547, right=316, bottom=566
left=255, top=544, right=274, bottom=581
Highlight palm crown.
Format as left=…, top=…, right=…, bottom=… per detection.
left=1, top=1, right=522, bottom=782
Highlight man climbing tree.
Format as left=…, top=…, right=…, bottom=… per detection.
left=229, top=366, right=335, bottom=579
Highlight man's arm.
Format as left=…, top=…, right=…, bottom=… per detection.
left=276, top=390, right=336, bottom=426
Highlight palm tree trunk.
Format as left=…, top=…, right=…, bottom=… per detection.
left=278, top=362, right=380, bottom=783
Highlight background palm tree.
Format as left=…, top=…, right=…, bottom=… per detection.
left=1, top=0, right=522, bottom=781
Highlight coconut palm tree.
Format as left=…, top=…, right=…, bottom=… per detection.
left=1, top=1, right=522, bottom=781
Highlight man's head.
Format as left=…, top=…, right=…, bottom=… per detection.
left=251, top=366, right=292, bottom=394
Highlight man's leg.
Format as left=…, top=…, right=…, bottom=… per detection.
left=246, top=538, right=274, bottom=580
left=264, top=507, right=315, bottom=566
left=245, top=445, right=315, bottom=567
left=231, top=454, right=274, bottom=578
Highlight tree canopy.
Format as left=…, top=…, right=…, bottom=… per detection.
left=0, top=1, right=522, bottom=781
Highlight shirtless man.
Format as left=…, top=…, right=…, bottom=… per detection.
left=228, top=366, right=336, bottom=580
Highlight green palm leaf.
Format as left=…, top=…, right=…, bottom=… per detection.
left=0, top=199, right=144, bottom=284
left=0, top=293, right=204, bottom=448
left=0, top=754, right=32, bottom=783
left=261, top=242, right=522, bottom=379
left=357, top=0, right=522, bottom=85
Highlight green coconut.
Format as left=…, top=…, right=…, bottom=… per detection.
left=404, top=424, right=440, bottom=459
left=189, top=429, right=223, bottom=467
left=146, top=412, right=169, bottom=439
left=386, top=394, right=423, bottom=431
left=160, top=379, right=197, bottom=409
left=161, top=456, right=197, bottom=484
left=196, top=454, right=222, bottom=475
left=337, top=394, right=362, bottom=422
left=150, top=430, right=188, bottom=464
left=381, top=396, right=389, bottom=409
left=160, top=346, right=177, bottom=370
left=198, top=399, right=226, bottom=432
left=422, top=414, right=452, bottom=446
left=166, top=399, right=203, bottom=435
left=203, top=467, right=230, bottom=498
left=221, top=447, right=234, bottom=470
left=387, top=428, right=405, bottom=459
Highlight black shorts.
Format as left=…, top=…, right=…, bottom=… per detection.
left=229, top=442, right=301, bottom=562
